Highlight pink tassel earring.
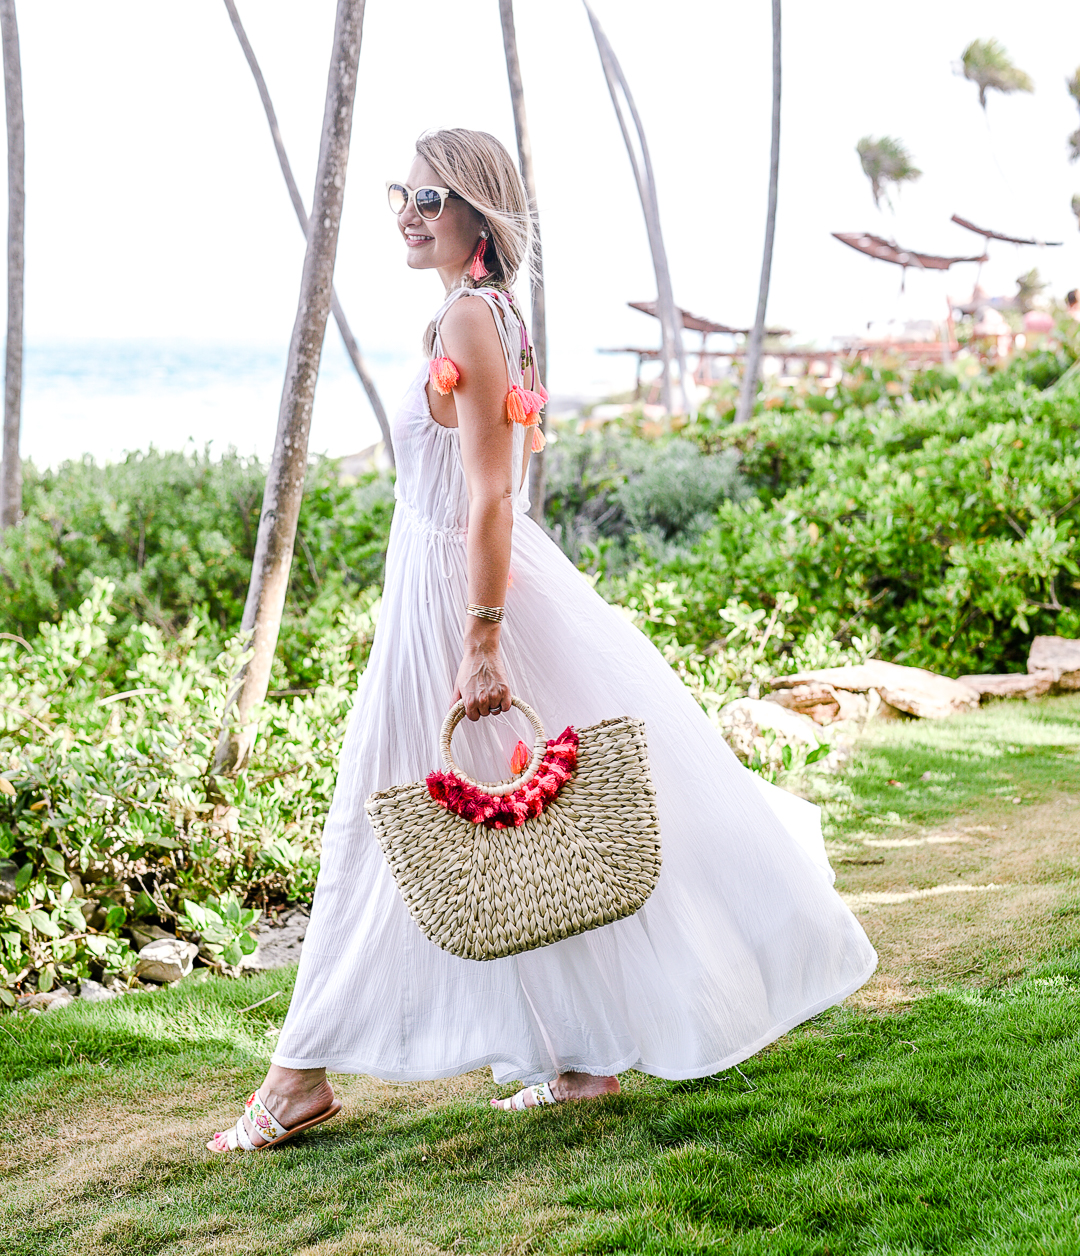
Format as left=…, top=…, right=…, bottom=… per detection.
left=469, top=230, right=490, bottom=281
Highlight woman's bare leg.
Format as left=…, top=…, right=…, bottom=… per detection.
left=550, top=1071, right=620, bottom=1101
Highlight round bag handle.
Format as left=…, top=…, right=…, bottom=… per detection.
left=440, top=696, right=547, bottom=796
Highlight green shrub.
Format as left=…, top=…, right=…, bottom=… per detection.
left=0, top=449, right=394, bottom=689
left=0, top=579, right=379, bottom=998
left=542, top=428, right=745, bottom=567
left=602, top=376, right=1080, bottom=675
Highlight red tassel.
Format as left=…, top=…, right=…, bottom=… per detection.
left=425, top=729, right=579, bottom=828
left=429, top=356, right=460, bottom=395
left=510, top=740, right=531, bottom=774
left=469, top=236, right=490, bottom=281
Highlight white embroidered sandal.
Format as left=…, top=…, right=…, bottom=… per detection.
left=492, top=1081, right=559, bottom=1111
left=207, top=1087, right=342, bottom=1153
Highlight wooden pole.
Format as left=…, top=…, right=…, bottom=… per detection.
left=222, top=0, right=393, bottom=466
left=212, top=0, right=365, bottom=777
left=0, top=0, right=22, bottom=529
left=734, top=0, right=781, bottom=425
left=584, top=3, right=690, bottom=416
left=498, top=0, right=547, bottom=522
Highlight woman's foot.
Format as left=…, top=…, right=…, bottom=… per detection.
left=208, top=1065, right=336, bottom=1152
left=491, top=1070, right=620, bottom=1110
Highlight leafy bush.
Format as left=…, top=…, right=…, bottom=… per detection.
left=0, top=449, right=394, bottom=688
left=600, top=375, right=1080, bottom=675
left=0, top=580, right=378, bottom=999
left=182, top=895, right=261, bottom=969
left=543, top=428, right=745, bottom=567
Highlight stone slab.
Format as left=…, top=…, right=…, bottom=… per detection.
left=958, top=671, right=1056, bottom=700
left=1028, top=636, right=1080, bottom=689
left=766, top=661, right=979, bottom=720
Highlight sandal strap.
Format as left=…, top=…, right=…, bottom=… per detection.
left=506, top=1082, right=557, bottom=1110
left=531, top=1082, right=557, bottom=1106
left=245, top=1089, right=290, bottom=1144
left=230, top=1116, right=258, bottom=1151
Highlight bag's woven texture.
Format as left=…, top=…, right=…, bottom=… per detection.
left=366, top=715, right=662, bottom=961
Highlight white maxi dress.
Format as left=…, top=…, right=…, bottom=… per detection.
left=273, top=289, right=876, bottom=1085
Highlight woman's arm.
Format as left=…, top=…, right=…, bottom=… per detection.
left=438, top=296, right=515, bottom=721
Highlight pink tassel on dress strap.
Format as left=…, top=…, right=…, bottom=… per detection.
left=506, top=385, right=546, bottom=425
left=429, top=356, right=460, bottom=396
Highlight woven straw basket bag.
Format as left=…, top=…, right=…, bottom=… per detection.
left=365, top=697, right=662, bottom=961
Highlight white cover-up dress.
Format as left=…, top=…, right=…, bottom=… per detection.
left=273, top=289, right=876, bottom=1085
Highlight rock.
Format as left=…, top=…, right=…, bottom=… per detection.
left=766, top=661, right=979, bottom=720
left=246, top=907, right=309, bottom=971
left=135, top=937, right=198, bottom=983
left=16, top=987, right=75, bottom=1013
left=78, top=979, right=120, bottom=1002
left=764, top=682, right=881, bottom=727
left=127, top=923, right=174, bottom=951
left=958, top=672, right=1056, bottom=701
left=719, top=697, right=823, bottom=760
left=720, top=698, right=853, bottom=773
left=0, top=858, right=17, bottom=905
left=1028, top=637, right=1080, bottom=690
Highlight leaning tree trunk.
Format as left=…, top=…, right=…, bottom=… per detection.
left=211, top=0, right=365, bottom=777
left=734, top=0, right=781, bottom=426
left=0, top=0, right=23, bottom=530
left=498, top=0, right=547, bottom=521
left=222, top=0, right=392, bottom=466
left=584, top=3, right=690, bottom=416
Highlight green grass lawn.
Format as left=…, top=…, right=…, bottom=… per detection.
left=4, top=696, right=1080, bottom=1256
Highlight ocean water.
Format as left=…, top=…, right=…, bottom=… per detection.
left=17, top=335, right=629, bottom=471
left=19, top=336, right=420, bottom=470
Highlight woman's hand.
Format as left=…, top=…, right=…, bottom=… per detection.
left=455, top=639, right=510, bottom=720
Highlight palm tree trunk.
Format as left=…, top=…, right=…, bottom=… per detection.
left=584, top=3, right=690, bottom=416
left=211, top=0, right=366, bottom=778
left=734, top=0, right=781, bottom=426
left=0, top=0, right=22, bottom=530
left=222, top=0, right=392, bottom=467
left=498, top=0, right=547, bottom=521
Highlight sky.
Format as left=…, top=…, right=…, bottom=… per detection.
left=12, top=0, right=1080, bottom=459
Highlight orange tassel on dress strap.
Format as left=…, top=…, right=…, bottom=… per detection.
left=429, top=356, right=460, bottom=396
left=506, top=385, right=546, bottom=425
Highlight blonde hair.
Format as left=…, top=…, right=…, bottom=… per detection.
left=415, top=128, right=536, bottom=296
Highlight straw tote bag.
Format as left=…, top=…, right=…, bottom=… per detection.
left=365, top=697, right=662, bottom=961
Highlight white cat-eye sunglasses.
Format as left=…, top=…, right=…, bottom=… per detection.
left=386, top=181, right=465, bottom=221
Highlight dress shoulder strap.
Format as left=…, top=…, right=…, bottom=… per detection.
left=427, top=286, right=548, bottom=451
left=431, top=287, right=520, bottom=382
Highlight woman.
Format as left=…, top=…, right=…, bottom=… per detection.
left=209, top=129, right=875, bottom=1152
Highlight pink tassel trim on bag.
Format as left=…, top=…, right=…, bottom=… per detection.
left=426, top=727, right=578, bottom=829
left=429, top=356, right=460, bottom=396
